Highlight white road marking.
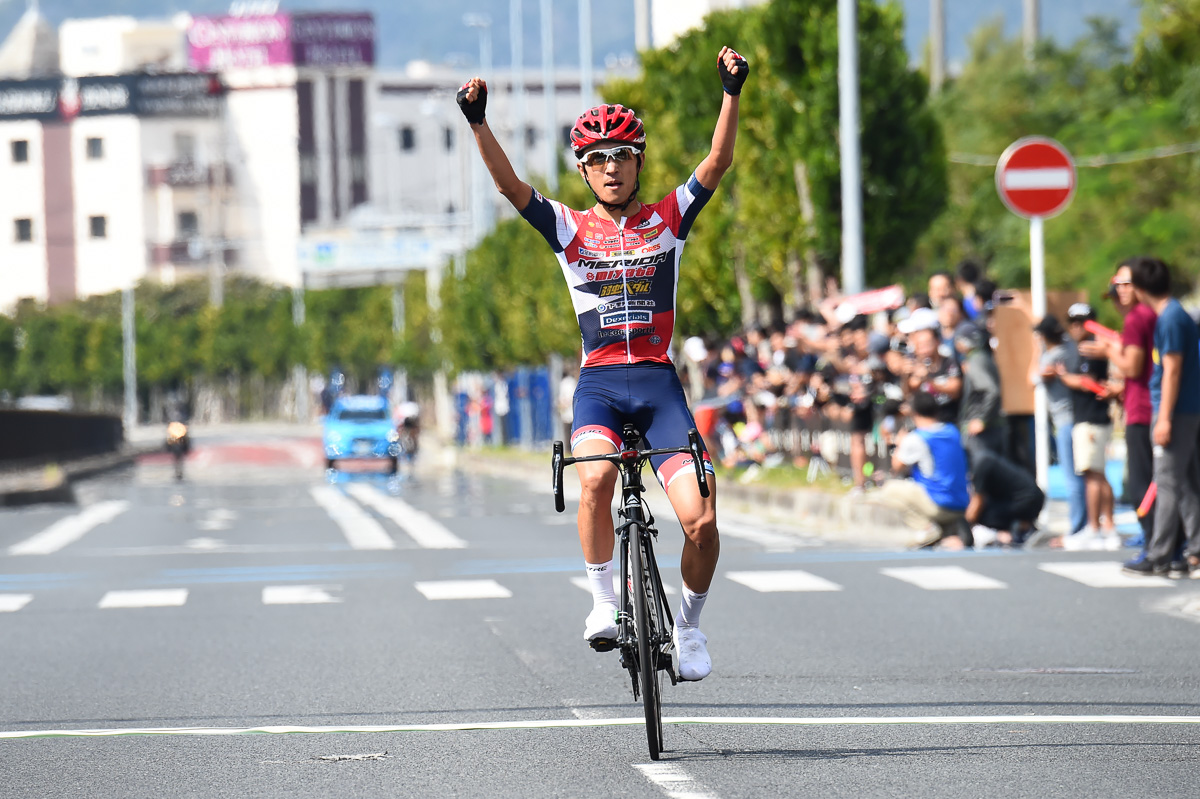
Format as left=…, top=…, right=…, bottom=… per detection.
left=8, top=500, right=131, bottom=556
left=98, top=589, right=188, bottom=609
left=1002, top=167, right=1072, bottom=190
left=634, top=763, right=718, bottom=799
left=1148, top=591, right=1200, bottom=624
left=414, top=580, right=512, bottom=600
left=309, top=486, right=395, bottom=551
left=881, top=566, right=1007, bottom=591
left=726, top=570, right=842, bottom=593
left=570, top=576, right=677, bottom=596
left=197, top=509, right=237, bottom=532
left=343, top=484, right=466, bottom=549
left=0, top=594, right=33, bottom=612
left=262, top=585, right=342, bottom=605
left=5, top=714, right=1200, bottom=740
left=185, top=538, right=226, bottom=551
left=718, top=518, right=810, bottom=552
left=1039, top=562, right=1175, bottom=588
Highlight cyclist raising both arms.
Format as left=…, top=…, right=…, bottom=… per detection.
left=456, top=46, right=748, bottom=681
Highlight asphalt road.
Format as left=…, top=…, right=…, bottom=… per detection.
left=1, top=430, right=1198, bottom=798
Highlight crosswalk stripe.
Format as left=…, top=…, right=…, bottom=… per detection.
left=343, top=484, right=467, bottom=549
left=1039, top=562, right=1175, bottom=588
left=726, top=570, right=843, bottom=593
left=881, top=566, right=1007, bottom=591
left=0, top=594, right=33, bottom=612
left=262, top=585, right=342, bottom=605
left=8, top=500, right=131, bottom=556
left=569, top=576, right=677, bottom=596
left=414, top=580, right=512, bottom=600
left=309, top=486, right=396, bottom=550
left=98, top=589, right=188, bottom=609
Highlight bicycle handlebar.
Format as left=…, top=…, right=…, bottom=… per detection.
left=551, top=428, right=710, bottom=513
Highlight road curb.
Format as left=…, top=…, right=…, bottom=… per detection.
left=448, top=448, right=916, bottom=546
left=0, top=444, right=159, bottom=507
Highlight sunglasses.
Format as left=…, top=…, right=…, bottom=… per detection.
left=580, top=145, right=639, bottom=168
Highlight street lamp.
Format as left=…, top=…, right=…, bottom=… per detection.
left=463, top=14, right=494, bottom=239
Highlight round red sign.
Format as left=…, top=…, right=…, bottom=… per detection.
left=995, top=137, right=1076, bottom=219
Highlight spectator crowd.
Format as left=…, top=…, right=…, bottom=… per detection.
left=680, top=256, right=1200, bottom=572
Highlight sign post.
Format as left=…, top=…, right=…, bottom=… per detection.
left=995, top=136, right=1077, bottom=492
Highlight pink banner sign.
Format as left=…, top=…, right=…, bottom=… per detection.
left=187, top=15, right=293, bottom=70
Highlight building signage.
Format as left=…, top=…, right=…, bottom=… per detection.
left=187, top=14, right=293, bottom=71
left=0, top=75, right=222, bottom=120
left=186, top=12, right=375, bottom=70
left=291, top=13, right=375, bottom=67
left=298, top=231, right=460, bottom=275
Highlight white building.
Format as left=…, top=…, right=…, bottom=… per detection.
left=0, top=7, right=374, bottom=311
left=650, top=0, right=767, bottom=49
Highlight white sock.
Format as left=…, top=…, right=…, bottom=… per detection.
left=585, top=560, right=618, bottom=608
left=675, top=584, right=709, bottom=630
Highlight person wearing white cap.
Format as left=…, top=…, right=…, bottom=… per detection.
left=899, top=307, right=962, bottom=425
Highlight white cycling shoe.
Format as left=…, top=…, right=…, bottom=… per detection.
left=584, top=604, right=619, bottom=642
left=674, top=626, right=712, bottom=681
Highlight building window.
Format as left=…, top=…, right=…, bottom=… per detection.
left=443, top=127, right=454, bottom=152
left=174, top=132, right=196, bottom=162
left=178, top=211, right=199, bottom=237
left=399, top=126, right=415, bottom=151
left=14, top=218, right=32, bottom=242
left=561, top=125, right=573, bottom=148
left=525, top=127, right=537, bottom=148
left=11, top=139, right=28, bottom=163
left=89, top=215, right=107, bottom=239
left=86, top=137, right=103, bottom=159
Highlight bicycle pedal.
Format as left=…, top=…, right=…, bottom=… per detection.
left=589, top=637, right=617, bottom=652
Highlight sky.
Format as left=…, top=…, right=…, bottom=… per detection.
left=0, top=0, right=1147, bottom=72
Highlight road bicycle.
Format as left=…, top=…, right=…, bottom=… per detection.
left=552, top=424, right=710, bottom=760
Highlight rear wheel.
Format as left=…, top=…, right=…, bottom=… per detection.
left=630, top=531, right=663, bottom=760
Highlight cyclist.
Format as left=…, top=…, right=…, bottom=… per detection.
left=456, top=46, right=748, bottom=681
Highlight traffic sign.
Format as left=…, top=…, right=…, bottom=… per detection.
left=995, top=137, right=1076, bottom=219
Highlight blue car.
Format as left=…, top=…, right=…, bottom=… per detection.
left=323, top=395, right=401, bottom=474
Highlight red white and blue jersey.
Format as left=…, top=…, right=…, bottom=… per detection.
left=519, top=174, right=714, bottom=368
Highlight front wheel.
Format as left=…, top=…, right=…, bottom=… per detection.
left=630, top=531, right=663, bottom=760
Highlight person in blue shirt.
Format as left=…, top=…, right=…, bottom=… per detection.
left=1124, top=256, right=1200, bottom=576
left=872, top=390, right=971, bottom=548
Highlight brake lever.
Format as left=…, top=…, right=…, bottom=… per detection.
left=688, top=428, right=710, bottom=498
left=552, top=441, right=566, bottom=513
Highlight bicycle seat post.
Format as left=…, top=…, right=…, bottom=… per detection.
left=621, top=424, right=641, bottom=451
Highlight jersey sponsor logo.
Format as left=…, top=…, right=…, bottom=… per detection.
left=640, top=243, right=662, bottom=254
left=585, top=266, right=657, bottom=282
left=600, top=310, right=653, bottom=328
left=596, top=299, right=655, bottom=312
left=578, top=253, right=667, bottom=272
left=597, top=279, right=653, bottom=297
left=577, top=248, right=602, bottom=258
left=649, top=335, right=662, bottom=345
left=599, top=325, right=656, bottom=338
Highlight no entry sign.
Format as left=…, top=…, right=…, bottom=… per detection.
left=995, top=137, right=1076, bottom=219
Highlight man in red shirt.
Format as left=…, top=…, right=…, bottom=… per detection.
left=1085, top=261, right=1155, bottom=545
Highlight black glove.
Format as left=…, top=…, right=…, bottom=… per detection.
left=718, top=50, right=749, bottom=96
left=456, top=81, right=487, bottom=125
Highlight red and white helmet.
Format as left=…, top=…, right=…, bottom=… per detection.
left=568, top=104, right=646, bottom=156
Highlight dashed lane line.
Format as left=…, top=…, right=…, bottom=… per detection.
left=726, top=570, right=842, bottom=593
left=0, top=594, right=33, bottom=612
left=98, top=589, right=188, bottom=609
left=262, top=585, right=343, bottom=605
left=8, top=501, right=131, bottom=556
left=880, top=566, right=1008, bottom=591
left=343, top=484, right=467, bottom=549
left=309, top=486, right=395, bottom=551
left=414, top=579, right=513, bottom=600
left=3, top=715, right=1200, bottom=740
left=1039, top=562, right=1175, bottom=588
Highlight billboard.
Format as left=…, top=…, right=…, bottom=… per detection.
left=187, top=14, right=293, bottom=71
left=291, top=12, right=375, bottom=67
left=0, top=75, right=221, bottom=121
left=187, top=13, right=375, bottom=71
